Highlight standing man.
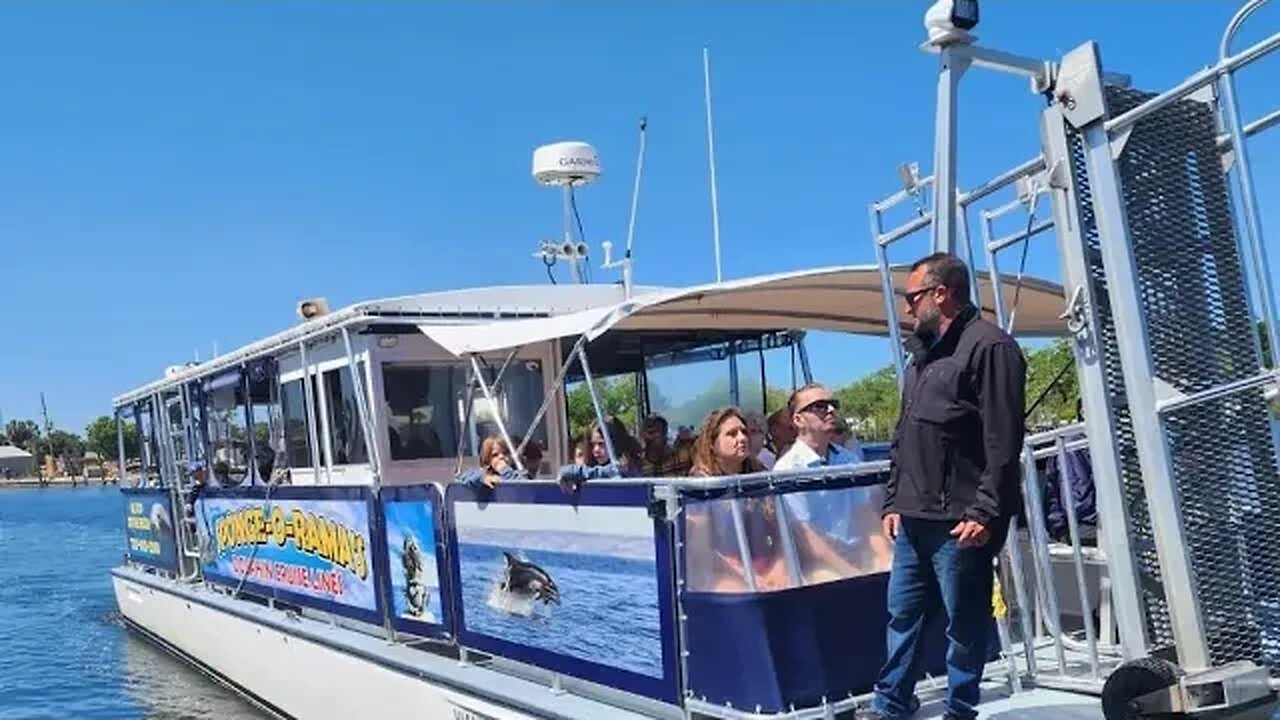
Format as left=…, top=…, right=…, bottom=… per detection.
left=866, top=253, right=1026, bottom=720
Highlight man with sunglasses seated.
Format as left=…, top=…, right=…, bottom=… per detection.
left=773, top=384, right=860, bottom=471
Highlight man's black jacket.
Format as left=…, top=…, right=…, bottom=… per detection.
left=884, top=304, right=1027, bottom=526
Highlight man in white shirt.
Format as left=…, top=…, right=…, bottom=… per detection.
left=774, top=384, right=861, bottom=471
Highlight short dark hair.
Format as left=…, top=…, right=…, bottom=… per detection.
left=910, top=252, right=971, bottom=304
left=786, top=382, right=827, bottom=416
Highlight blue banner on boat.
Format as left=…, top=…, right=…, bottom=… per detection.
left=380, top=484, right=450, bottom=638
left=193, top=487, right=380, bottom=622
left=122, top=488, right=179, bottom=572
left=445, top=482, right=680, bottom=704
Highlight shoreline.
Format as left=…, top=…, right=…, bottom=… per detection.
left=0, top=476, right=119, bottom=489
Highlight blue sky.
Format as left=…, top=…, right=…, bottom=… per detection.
left=1, top=1, right=1277, bottom=434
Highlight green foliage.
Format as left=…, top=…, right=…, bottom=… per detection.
left=86, top=415, right=140, bottom=460
left=1024, top=339, right=1080, bottom=428
left=44, top=430, right=85, bottom=460
left=834, top=365, right=901, bottom=442
left=4, top=420, right=40, bottom=452
left=565, top=377, right=640, bottom=441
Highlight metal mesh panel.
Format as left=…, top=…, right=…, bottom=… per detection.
left=1064, top=98, right=1176, bottom=655
left=1069, top=85, right=1280, bottom=670
left=1109, top=85, right=1280, bottom=672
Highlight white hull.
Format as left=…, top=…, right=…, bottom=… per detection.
left=112, top=567, right=657, bottom=720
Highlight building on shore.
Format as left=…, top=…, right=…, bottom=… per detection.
left=0, top=445, right=36, bottom=479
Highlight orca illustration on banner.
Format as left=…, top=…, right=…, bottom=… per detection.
left=499, top=552, right=561, bottom=607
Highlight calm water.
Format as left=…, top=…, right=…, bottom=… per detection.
left=0, top=486, right=265, bottom=720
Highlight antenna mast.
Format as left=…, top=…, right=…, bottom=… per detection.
left=703, top=47, right=723, bottom=283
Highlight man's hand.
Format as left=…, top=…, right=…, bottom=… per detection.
left=882, top=512, right=901, bottom=540
left=950, top=519, right=990, bottom=548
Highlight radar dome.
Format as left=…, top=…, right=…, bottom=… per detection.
left=532, top=141, right=601, bottom=187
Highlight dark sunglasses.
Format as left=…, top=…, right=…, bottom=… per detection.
left=799, top=398, right=840, bottom=416
left=904, top=285, right=943, bottom=306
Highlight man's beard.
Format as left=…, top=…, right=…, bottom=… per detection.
left=913, top=306, right=942, bottom=344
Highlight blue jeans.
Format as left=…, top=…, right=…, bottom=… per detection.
left=871, top=517, right=1000, bottom=720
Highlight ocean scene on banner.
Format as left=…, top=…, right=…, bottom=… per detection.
left=193, top=494, right=377, bottom=614
left=383, top=498, right=446, bottom=627
left=122, top=489, right=179, bottom=571
left=454, top=501, right=663, bottom=678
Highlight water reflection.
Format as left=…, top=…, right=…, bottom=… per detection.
left=120, top=617, right=268, bottom=720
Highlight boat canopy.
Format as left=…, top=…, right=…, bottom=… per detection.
left=417, top=264, right=1068, bottom=356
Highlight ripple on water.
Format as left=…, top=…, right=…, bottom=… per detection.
left=0, top=487, right=265, bottom=720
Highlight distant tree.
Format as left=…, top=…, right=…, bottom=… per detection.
left=1024, top=339, right=1080, bottom=428
left=834, top=365, right=901, bottom=442
left=85, top=415, right=140, bottom=461
left=566, top=377, right=639, bottom=441
left=4, top=420, right=40, bottom=452
left=45, top=430, right=85, bottom=460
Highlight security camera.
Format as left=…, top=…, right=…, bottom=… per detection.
left=924, top=0, right=978, bottom=47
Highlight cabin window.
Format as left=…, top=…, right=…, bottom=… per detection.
left=205, top=371, right=250, bottom=485
left=280, top=379, right=313, bottom=468
left=135, top=399, right=161, bottom=486
left=247, top=361, right=282, bottom=481
left=321, top=365, right=368, bottom=466
left=381, top=360, right=547, bottom=461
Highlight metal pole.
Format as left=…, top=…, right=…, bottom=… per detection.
left=727, top=343, right=741, bottom=407
left=340, top=327, right=382, bottom=483
left=454, top=364, right=477, bottom=476
left=576, top=347, right=620, bottom=471
left=931, top=46, right=970, bottom=254
left=468, top=355, right=525, bottom=475
left=563, top=186, right=583, bottom=284
left=1020, top=447, right=1069, bottom=674
left=1103, top=31, right=1280, bottom=135
left=1001, top=521, right=1039, bottom=677
left=871, top=206, right=908, bottom=388
left=956, top=195, right=981, bottom=306
left=1218, top=67, right=1280, bottom=368
left=623, top=116, right=647, bottom=299
left=795, top=332, right=813, bottom=385
left=1040, top=101, right=1150, bottom=659
left=703, top=47, right=723, bottom=283
left=516, top=335, right=589, bottom=459
left=1081, top=74, right=1212, bottom=668
left=982, top=211, right=1009, bottom=327
left=729, top=499, right=758, bottom=592
left=298, top=342, right=324, bottom=481
left=1055, top=436, right=1100, bottom=679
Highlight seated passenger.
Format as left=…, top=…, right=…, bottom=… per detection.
left=640, top=414, right=692, bottom=477
left=775, top=384, right=892, bottom=581
left=557, top=416, right=642, bottom=489
left=686, top=407, right=792, bottom=592
left=458, top=435, right=526, bottom=489
left=744, top=411, right=772, bottom=470
left=764, top=406, right=797, bottom=467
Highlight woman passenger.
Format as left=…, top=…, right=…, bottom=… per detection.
left=685, top=408, right=792, bottom=592
left=556, top=416, right=643, bottom=490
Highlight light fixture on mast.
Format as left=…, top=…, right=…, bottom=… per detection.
left=532, top=141, right=601, bottom=284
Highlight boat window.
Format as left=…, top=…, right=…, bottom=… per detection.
left=205, top=372, right=250, bottom=485
left=280, top=378, right=315, bottom=469
left=381, top=360, right=547, bottom=461
left=682, top=485, right=893, bottom=593
left=682, top=496, right=796, bottom=593
left=163, top=391, right=187, bottom=468
left=779, top=485, right=893, bottom=585
left=321, top=365, right=368, bottom=466
left=247, top=362, right=282, bottom=481
left=136, top=399, right=161, bottom=486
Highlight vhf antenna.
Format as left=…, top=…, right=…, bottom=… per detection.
left=603, top=116, right=647, bottom=298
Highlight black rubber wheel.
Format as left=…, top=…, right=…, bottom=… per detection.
left=1101, top=656, right=1184, bottom=720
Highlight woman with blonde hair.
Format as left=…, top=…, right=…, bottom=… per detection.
left=458, top=434, right=526, bottom=489
left=690, top=407, right=765, bottom=477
